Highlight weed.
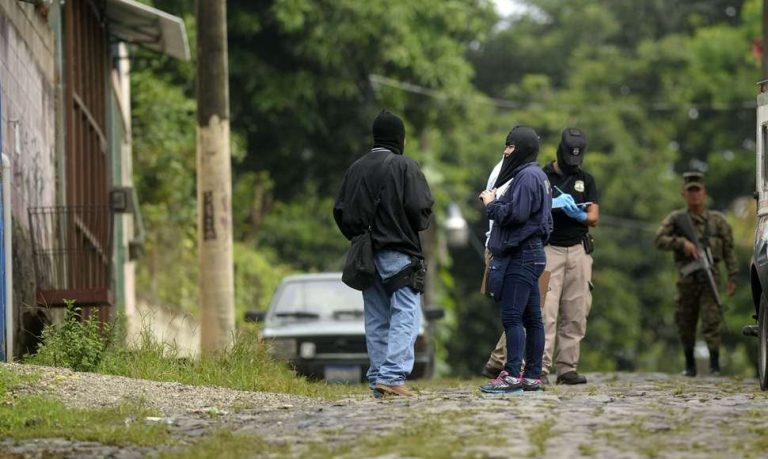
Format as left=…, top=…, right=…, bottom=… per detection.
left=628, top=416, right=651, bottom=438
left=545, top=384, right=561, bottom=395
left=639, top=443, right=660, bottom=458
left=527, top=418, right=555, bottom=457
left=672, top=383, right=686, bottom=396
left=27, top=309, right=368, bottom=399
left=27, top=300, right=115, bottom=372
left=110, top=329, right=370, bottom=399
left=0, top=395, right=168, bottom=445
left=0, top=366, right=36, bottom=401
left=748, top=425, right=768, bottom=449
left=159, top=430, right=289, bottom=459
left=578, top=442, right=596, bottom=456
left=587, top=385, right=599, bottom=396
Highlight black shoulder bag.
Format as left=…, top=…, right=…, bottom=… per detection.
left=342, top=153, right=394, bottom=290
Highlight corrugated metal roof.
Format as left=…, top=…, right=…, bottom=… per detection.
left=103, top=0, right=190, bottom=61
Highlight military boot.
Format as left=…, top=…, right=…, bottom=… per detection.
left=682, top=348, right=696, bottom=377
left=709, top=348, right=721, bottom=376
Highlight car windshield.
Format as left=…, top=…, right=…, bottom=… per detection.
left=272, top=279, right=363, bottom=319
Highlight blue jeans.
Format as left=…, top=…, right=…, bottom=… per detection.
left=499, top=239, right=546, bottom=379
left=362, top=250, right=421, bottom=388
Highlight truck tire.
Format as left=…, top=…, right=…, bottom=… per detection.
left=760, top=295, right=768, bottom=391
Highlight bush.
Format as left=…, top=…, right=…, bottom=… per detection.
left=27, top=301, right=115, bottom=372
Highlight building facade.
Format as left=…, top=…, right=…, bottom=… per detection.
left=0, top=0, right=188, bottom=359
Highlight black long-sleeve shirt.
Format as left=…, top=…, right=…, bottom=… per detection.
left=334, top=148, right=434, bottom=258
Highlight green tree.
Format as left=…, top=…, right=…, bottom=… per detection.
left=457, top=0, right=759, bottom=376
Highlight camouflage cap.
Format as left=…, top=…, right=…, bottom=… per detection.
left=682, top=171, right=705, bottom=191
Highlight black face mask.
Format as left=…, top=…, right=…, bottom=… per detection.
left=493, top=126, right=540, bottom=189
left=556, top=128, right=587, bottom=175
left=371, top=110, right=405, bottom=155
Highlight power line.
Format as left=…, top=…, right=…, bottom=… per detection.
left=599, top=215, right=659, bottom=233
left=368, top=74, right=756, bottom=112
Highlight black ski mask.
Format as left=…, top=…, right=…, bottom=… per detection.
left=493, top=126, right=540, bottom=189
left=372, top=110, right=405, bottom=155
left=556, top=128, right=587, bottom=175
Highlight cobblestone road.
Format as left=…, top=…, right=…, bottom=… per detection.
left=3, top=365, right=768, bottom=458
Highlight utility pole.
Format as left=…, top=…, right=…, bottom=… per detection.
left=196, top=0, right=234, bottom=353
left=764, top=0, right=768, bottom=77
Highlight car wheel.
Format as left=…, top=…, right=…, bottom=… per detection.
left=759, top=295, right=768, bottom=391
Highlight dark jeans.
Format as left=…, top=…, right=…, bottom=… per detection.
left=499, top=239, right=546, bottom=379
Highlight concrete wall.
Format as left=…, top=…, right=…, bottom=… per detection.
left=0, top=1, right=56, bottom=216
left=132, top=298, right=200, bottom=358
left=0, top=1, right=57, bottom=357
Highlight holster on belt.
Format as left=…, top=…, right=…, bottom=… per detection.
left=383, top=257, right=426, bottom=294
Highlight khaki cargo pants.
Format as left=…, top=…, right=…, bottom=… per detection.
left=487, top=243, right=592, bottom=377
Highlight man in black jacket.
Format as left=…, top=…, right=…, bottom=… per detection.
left=334, top=110, right=434, bottom=397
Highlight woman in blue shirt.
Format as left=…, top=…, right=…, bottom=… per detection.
left=479, top=126, right=553, bottom=393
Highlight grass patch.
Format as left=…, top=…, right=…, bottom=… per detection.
left=0, top=394, right=168, bottom=445
left=414, top=376, right=484, bottom=391
left=339, top=418, right=462, bottom=458
left=25, top=307, right=369, bottom=400
left=672, top=382, right=687, bottom=396
left=578, top=442, right=596, bottom=456
left=320, top=409, right=505, bottom=459
left=97, top=329, right=369, bottom=399
left=527, top=418, right=555, bottom=457
left=4, top=362, right=169, bottom=445
left=160, top=411, right=492, bottom=459
left=0, top=365, right=37, bottom=399
left=160, top=430, right=289, bottom=458
left=165, top=410, right=504, bottom=459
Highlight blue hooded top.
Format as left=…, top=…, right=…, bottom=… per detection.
left=486, top=161, right=553, bottom=256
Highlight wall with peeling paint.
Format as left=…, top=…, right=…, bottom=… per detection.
left=0, top=1, right=57, bottom=358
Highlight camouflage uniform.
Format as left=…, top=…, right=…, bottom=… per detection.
left=655, top=209, right=738, bottom=351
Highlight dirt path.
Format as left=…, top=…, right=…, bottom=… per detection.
left=3, top=364, right=768, bottom=458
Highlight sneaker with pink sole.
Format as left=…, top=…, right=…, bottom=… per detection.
left=480, top=370, right=523, bottom=394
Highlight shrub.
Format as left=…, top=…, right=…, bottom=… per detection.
left=28, top=300, right=114, bottom=372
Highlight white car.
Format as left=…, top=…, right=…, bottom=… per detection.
left=246, top=272, right=443, bottom=383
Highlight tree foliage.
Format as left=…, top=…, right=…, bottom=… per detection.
left=131, top=0, right=764, bottom=376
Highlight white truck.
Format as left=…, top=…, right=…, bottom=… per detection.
left=745, top=80, right=768, bottom=390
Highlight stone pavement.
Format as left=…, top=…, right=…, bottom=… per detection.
left=3, top=369, right=768, bottom=458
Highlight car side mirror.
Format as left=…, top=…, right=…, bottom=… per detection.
left=244, top=310, right=266, bottom=322
left=424, top=307, right=445, bottom=321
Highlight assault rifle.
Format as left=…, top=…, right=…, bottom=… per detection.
left=676, top=212, right=727, bottom=329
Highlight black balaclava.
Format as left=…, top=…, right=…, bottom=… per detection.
left=493, top=125, right=540, bottom=189
left=372, top=110, right=405, bottom=155
left=556, top=128, right=587, bottom=175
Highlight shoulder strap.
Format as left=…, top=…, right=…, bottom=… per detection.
left=559, top=174, right=576, bottom=192
left=367, top=153, right=396, bottom=229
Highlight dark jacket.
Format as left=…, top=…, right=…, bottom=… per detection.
left=334, top=148, right=434, bottom=258
left=486, top=162, right=553, bottom=256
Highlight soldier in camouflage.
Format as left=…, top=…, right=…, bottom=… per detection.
left=655, top=172, right=737, bottom=377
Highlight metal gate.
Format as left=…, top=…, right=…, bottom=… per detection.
left=30, top=0, right=112, bottom=314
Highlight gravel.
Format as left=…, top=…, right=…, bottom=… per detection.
left=4, top=363, right=318, bottom=415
